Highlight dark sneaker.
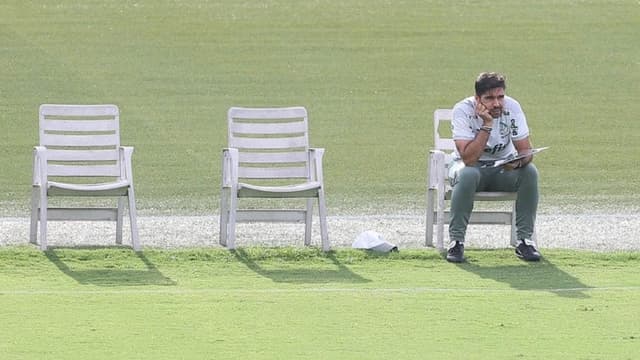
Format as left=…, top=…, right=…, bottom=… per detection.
left=446, top=241, right=465, bottom=263
left=515, top=239, right=541, bottom=261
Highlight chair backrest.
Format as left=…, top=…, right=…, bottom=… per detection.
left=433, top=109, right=455, bottom=151
left=39, top=104, right=122, bottom=179
left=228, top=107, right=311, bottom=181
left=433, top=109, right=459, bottom=177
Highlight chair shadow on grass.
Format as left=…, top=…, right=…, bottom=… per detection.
left=233, top=249, right=371, bottom=284
left=45, top=247, right=176, bottom=287
left=453, top=251, right=590, bottom=298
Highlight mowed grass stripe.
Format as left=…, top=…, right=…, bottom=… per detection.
left=2, top=286, right=640, bottom=296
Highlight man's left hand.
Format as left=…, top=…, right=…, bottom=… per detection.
left=503, top=159, right=522, bottom=171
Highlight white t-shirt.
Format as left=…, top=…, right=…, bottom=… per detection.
left=451, top=95, right=529, bottom=162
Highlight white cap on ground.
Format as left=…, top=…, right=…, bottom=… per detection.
left=352, top=230, right=398, bottom=253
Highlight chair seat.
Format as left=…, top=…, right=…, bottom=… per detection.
left=47, top=180, right=131, bottom=196
left=473, top=191, right=517, bottom=201
left=238, top=181, right=321, bottom=198
left=443, top=188, right=517, bottom=201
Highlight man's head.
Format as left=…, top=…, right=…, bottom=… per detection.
left=474, top=72, right=506, bottom=118
left=475, top=72, right=506, bottom=96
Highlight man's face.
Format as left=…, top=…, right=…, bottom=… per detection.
left=475, top=87, right=505, bottom=118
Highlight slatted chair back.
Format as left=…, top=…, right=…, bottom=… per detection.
left=39, top=104, right=122, bottom=183
left=433, top=108, right=456, bottom=153
left=228, top=106, right=311, bottom=182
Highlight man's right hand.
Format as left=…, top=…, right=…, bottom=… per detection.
left=475, top=101, right=493, bottom=125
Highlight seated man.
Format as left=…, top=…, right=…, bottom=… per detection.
left=446, top=72, right=541, bottom=263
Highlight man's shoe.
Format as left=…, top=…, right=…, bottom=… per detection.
left=446, top=241, right=465, bottom=263
left=515, top=239, right=541, bottom=261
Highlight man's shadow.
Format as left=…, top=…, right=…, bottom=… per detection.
left=233, top=249, right=371, bottom=284
left=46, top=248, right=176, bottom=286
left=453, top=251, right=590, bottom=298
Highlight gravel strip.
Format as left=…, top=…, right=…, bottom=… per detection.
left=2, top=212, right=639, bottom=251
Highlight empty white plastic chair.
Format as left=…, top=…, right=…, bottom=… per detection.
left=30, top=104, right=140, bottom=251
left=219, top=106, right=329, bottom=251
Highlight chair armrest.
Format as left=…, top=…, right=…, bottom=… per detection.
left=32, top=146, right=47, bottom=186
left=222, top=148, right=239, bottom=188
left=119, top=146, right=135, bottom=181
left=120, top=146, right=134, bottom=158
left=309, top=148, right=325, bottom=183
left=427, top=150, right=446, bottom=189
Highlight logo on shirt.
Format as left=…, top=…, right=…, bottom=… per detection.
left=485, top=143, right=506, bottom=155
left=510, top=119, right=519, bottom=136
left=499, top=120, right=510, bottom=137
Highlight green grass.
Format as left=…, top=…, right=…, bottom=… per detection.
left=1, top=246, right=639, bottom=359
left=1, top=0, right=639, bottom=215
left=1, top=2, right=639, bottom=358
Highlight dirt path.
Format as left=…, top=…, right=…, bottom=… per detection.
left=2, top=212, right=639, bottom=251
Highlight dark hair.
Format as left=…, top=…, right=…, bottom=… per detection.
left=475, top=72, right=506, bottom=96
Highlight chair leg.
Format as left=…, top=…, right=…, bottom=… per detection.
left=227, top=191, right=238, bottom=250
left=435, top=191, right=446, bottom=250
left=304, top=199, right=313, bottom=246
left=510, top=202, right=517, bottom=247
left=425, top=189, right=436, bottom=247
left=116, top=197, right=124, bottom=245
left=39, top=190, right=48, bottom=251
left=30, top=187, right=39, bottom=244
left=127, top=189, right=140, bottom=251
left=219, top=188, right=229, bottom=247
left=317, top=190, right=329, bottom=252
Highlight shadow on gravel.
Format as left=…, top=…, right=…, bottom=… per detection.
left=45, top=248, right=176, bottom=286
left=233, top=249, right=371, bottom=284
left=453, top=253, right=591, bottom=298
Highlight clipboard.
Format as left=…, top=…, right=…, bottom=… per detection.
left=484, top=147, right=550, bottom=168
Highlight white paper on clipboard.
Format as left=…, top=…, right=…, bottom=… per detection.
left=486, top=146, right=550, bottom=168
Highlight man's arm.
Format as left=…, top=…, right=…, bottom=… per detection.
left=455, top=136, right=489, bottom=166
left=455, top=100, right=493, bottom=165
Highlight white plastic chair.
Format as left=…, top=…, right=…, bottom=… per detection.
left=30, top=104, right=140, bottom=251
left=426, top=109, right=518, bottom=249
left=220, top=106, right=329, bottom=251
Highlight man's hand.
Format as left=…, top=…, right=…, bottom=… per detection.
left=502, top=159, right=522, bottom=171
left=475, top=101, right=493, bottom=125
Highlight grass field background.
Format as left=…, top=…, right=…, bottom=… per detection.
left=2, top=0, right=639, bottom=215
left=2, top=2, right=640, bottom=359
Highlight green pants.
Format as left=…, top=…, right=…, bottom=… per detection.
left=448, top=162, right=539, bottom=243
